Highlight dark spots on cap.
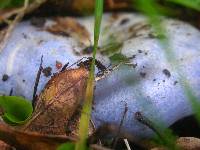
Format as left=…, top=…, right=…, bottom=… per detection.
left=186, top=33, right=191, bottom=36
left=2, top=74, right=9, bottom=82
left=162, top=80, right=165, bottom=82
left=38, top=40, right=44, bottom=45
left=31, top=17, right=46, bottom=28
left=120, top=18, right=130, bottom=25
left=42, top=67, right=52, bottom=77
left=153, top=79, right=156, bottom=81
left=174, top=81, right=178, bottom=85
left=132, top=63, right=137, bottom=68
left=82, top=46, right=93, bottom=54
left=73, top=50, right=81, bottom=56
left=22, top=33, right=28, bottom=39
left=145, top=52, right=148, bottom=55
left=140, top=72, right=146, bottom=78
left=129, top=54, right=136, bottom=59
left=162, top=69, right=171, bottom=78
left=23, top=79, right=25, bottom=82
left=148, top=33, right=156, bottom=38
left=138, top=50, right=143, bottom=53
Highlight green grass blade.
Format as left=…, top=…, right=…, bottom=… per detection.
left=135, top=0, right=200, bottom=148
left=0, top=0, right=28, bottom=8
left=135, top=0, right=179, bottom=149
left=167, top=0, right=200, bottom=11
left=75, top=0, right=103, bottom=150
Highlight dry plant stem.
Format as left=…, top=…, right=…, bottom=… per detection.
left=124, top=139, right=132, bottom=150
left=135, top=112, right=166, bottom=141
left=0, top=0, right=47, bottom=22
left=32, top=55, right=43, bottom=106
left=112, top=104, right=128, bottom=148
left=0, top=0, right=29, bottom=53
left=0, top=8, right=22, bottom=23
left=0, top=0, right=47, bottom=53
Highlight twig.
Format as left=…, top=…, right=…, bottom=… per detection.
left=0, top=0, right=29, bottom=53
left=0, top=0, right=48, bottom=53
left=134, top=112, right=163, bottom=139
left=9, top=88, right=13, bottom=96
left=32, top=55, right=43, bottom=108
left=124, top=139, right=132, bottom=150
left=112, top=103, right=128, bottom=148
left=60, top=62, right=69, bottom=72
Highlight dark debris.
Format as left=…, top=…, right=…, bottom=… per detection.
left=42, top=66, right=52, bottom=77
left=162, top=69, right=171, bottom=78
left=2, top=74, right=9, bottom=82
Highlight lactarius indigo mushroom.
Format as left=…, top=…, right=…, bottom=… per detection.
left=0, top=13, right=200, bottom=139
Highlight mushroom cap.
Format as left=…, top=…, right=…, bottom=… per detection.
left=0, top=13, right=200, bottom=138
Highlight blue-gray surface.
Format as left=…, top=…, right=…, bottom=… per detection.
left=0, top=13, right=200, bottom=139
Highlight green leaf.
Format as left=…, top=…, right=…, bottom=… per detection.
left=167, top=0, right=200, bottom=11
left=100, top=42, right=123, bottom=56
left=109, top=53, right=129, bottom=64
left=57, top=142, right=75, bottom=150
left=0, top=96, right=33, bottom=125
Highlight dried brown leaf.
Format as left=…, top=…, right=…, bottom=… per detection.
left=24, top=67, right=89, bottom=135
left=0, top=140, right=13, bottom=150
left=0, top=122, right=75, bottom=150
left=46, top=17, right=91, bottom=46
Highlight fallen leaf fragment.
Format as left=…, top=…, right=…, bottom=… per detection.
left=0, top=122, right=75, bottom=150
left=24, top=67, right=89, bottom=135
left=0, top=140, right=13, bottom=150
left=177, top=137, right=200, bottom=150
left=46, top=17, right=91, bottom=46
left=151, top=137, right=200, bottom=150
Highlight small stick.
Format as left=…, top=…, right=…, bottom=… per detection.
left=66, top=57, right=88, bottom=69
left=0, top=0, right=29, bottom=53
left=124, top=139, right=132, bottom=150
left=134, top=112, right=163, bottom=139
left=60, top=62, right=69, bottom=72
left=112, top=103, right=128, bottom=148
left=32, top=56, right=43, bottom=107
left=9, top=88, right=13, bottom=96
left=134, top=111, right=179, bottom=150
